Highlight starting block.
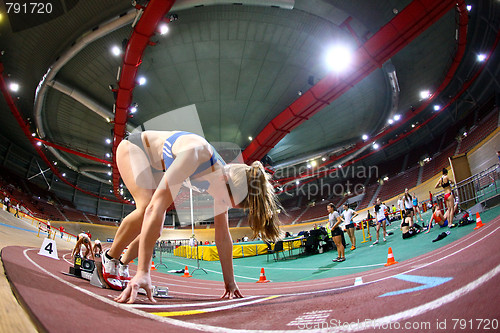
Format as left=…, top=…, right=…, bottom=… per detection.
left=65, top=254, right=109, bottom=289
left=138, top=285, right=170, bottom=298
left=65, top=255, right=169, bottom=297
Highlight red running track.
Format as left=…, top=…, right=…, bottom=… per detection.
left=2, top=216, right=500, bottom=332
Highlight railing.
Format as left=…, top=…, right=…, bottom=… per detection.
left=434, top=164, right=500, bottom=210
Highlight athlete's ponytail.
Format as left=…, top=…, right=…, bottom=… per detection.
left=228, top=161, right=282, bottom=242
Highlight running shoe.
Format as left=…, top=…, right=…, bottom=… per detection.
left=332, top=257, right=342, bottom=262
left=118, top=263, right=131, bottom=283
left=372, top=240, right=379, bottom=245
left=102, top=250, right=123, bottom=290
left=339, top=257, right=346, bottom=262
left=383, top=237, right=387, bottom=242
left=350, top=246, right=356, bottom=250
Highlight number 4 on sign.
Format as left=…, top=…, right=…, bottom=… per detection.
left=38, top=238, right=59, bottom=260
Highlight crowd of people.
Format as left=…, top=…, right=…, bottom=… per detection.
left=318, top=167, right=462, bottom=262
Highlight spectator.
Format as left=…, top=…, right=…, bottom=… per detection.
left=403, top=189, right=414, bottom=226
left=425, top=205, right=449, bottom=233
left=14, top=203, right=20, bottom=218
left=412, top=193, right=423, bottom=222
left=435, top=168, right=455, bottom=227
left=59, top=225, right=65, bottom=238
left=46, top=220, right=51, bottom=238
left=341, top=203, right=358, bottom=250
left=4, top=195, right=10, bottom=213
left=401, top=210, right=419, bottom=239
left=328, top=203, right=345, bottom=262
left=397, top=195, right=405, bottom=220
left=372, top=198, right=388, bottom=245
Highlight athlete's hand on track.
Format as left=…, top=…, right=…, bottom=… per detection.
left=220, top=280, right=243, bottom=299
left=114, top=271, right=156, bottom=304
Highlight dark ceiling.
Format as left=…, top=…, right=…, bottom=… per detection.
left=0, top=0, right=499, bottom=196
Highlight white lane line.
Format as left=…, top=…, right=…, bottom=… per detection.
left=22, top=222, right=500, bottom=332
left=152, top=295, right=281, bottom=317
left=22, top=249, right=262, bottom=332
left=232, top=263, right=386, bottom=270
left=130, top=296, right=260, bottom=309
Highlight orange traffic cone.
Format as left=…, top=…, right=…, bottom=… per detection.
left=182, top=266, right=192, bottom=278
left=256, top=267, right=270, bottom=283
left=474, top=212, right=485, bottom=230
left=384, top=247, right=398, bottom=267
left=151, top=261, right=157, bottom=271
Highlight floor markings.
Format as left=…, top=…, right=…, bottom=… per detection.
left=152, top=296, right=281, bottom=317
left=19, top=220, right=500, bottom=332
left=379, top=274, right=453, bottom=297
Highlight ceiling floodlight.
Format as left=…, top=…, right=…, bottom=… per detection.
left=434, top=105, right=441, bottom=111
left=466, top=5, right=472, bottom=11
left=388, top=119, right=394, bottom=125
left=105, top=153, right=111, bottom=158
left=36, top=141, right=42, bottom=146
left=111, top=45, right=121, bottom=56
left=9, top=82, right=19, bottom=92
left=138, top=76, right=146, bottom=85
left=307, top=164, right=312, bottom=169
left=325, top=45, right=353, bottom=72
left=296, top=180, right=300, bottom=185
left=477, top=54, right=486, bottom=62
left=393, top=114, right=401, bottom=121
left=373, top=142, right=379, bottom=149
left=362, top=134, right=369, bottom=141
left=62, top=173, right=66, bottom=177
left=159, top=23, right=169, bottom=35
left=105, top=138, right=112, bottom=144
left=420, top=90, right=431, bottom=99
left=107, top=171, right=112, bottom=176
left=248, top=136, right=253, bottom=141
left=310, top=160, right=317, bottom=167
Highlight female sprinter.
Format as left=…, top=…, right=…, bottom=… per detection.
left=435, top=168, right=455, bottom=227
left=102, top=131, right=281, bottom=303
